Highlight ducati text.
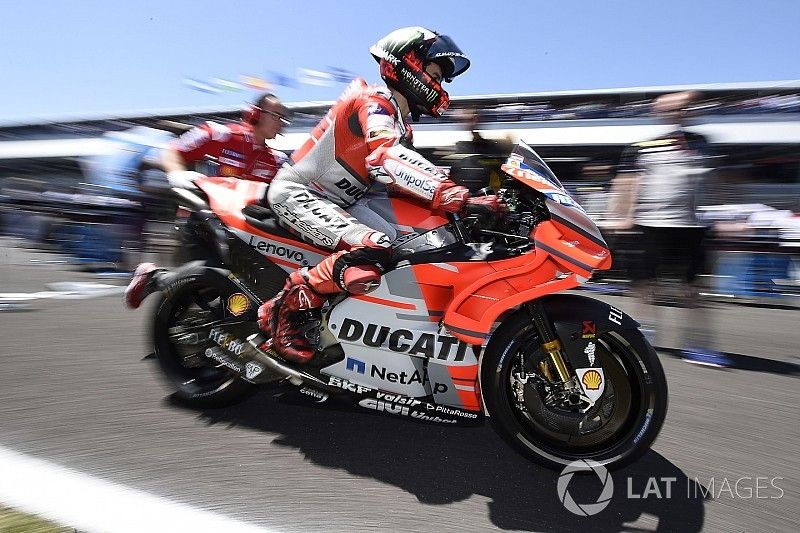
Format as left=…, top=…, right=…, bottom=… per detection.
left=337, top=318, right=468, bottom=361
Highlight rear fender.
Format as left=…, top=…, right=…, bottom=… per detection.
left=161, top=262, right=261, bottom=319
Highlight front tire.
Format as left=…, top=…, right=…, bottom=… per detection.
left=481, top=312, right=668, bottom=471
left=152, top=272, right=255, bottom=408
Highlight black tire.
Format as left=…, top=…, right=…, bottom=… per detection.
left=481, top=311, right=668, bottom=471
left=152, top=272, right=255, bottom=408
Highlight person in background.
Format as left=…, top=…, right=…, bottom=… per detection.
left=161, top=92, right=290, bottom=184
left=445, top=108, right=513, bottom=193
left=123, top=93, right=290, bottom=309
left=611, top=90, right=732, bottom=368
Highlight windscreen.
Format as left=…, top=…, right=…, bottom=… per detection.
left=501, top=142, right=565, bottom=191
left=501, top=142, right=607, bottom=247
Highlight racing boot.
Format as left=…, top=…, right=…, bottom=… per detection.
left=258, top=271, right=326, bottom=363
left=124, top=263, right=163, bottom=309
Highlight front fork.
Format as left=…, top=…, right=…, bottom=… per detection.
left=525, top=300, right=573, bottom=383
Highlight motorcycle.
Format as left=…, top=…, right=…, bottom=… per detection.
left=149, top=141, right=667, bottom=470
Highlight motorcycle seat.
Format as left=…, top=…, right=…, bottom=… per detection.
left=241, top=205, right=299, bottom=242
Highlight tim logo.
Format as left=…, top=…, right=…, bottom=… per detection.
left=346, top=357, right=366, bottom=374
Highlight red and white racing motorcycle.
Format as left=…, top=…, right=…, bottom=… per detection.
left=148, top=142, right=667, bottom=470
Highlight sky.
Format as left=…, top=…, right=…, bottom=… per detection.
left=2, top=0, right=799, bottom=123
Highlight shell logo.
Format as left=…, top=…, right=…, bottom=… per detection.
left=581, top=369, right=603, bottom=390
left=227, top=293, right=249, bottom=316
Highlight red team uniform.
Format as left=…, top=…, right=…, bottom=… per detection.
left=172, top=122, right=289, bottom=184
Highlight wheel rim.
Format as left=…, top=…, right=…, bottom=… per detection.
left=505, top=330, right=652, bottom=460
left=155, top=281, right=239, bottom=395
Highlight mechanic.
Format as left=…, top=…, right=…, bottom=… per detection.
left=124, top=93, right=290, bottom=309
left=161, top=92, right=290, bottom=184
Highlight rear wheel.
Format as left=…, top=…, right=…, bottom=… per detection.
left=153, top=274, right=255, bottom=407
left=481, top=312, right=668, bottom=470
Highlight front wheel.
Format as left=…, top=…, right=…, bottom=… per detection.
left=481, top=312, right=668, bottom=471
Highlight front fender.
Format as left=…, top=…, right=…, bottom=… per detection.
left=537, top=293, right=639, bottom=368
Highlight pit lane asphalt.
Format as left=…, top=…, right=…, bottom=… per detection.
left=0, top=241, right=798, bottom=532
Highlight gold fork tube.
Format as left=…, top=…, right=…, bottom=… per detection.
left=541, top=339, right=572, bottom=382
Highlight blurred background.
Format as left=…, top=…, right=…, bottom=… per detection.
left=1, top=1, right=799, bottom=531
left=3, top=83, right=798, bottom=310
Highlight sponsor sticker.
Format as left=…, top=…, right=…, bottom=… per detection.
left=208, top=327, right=247, bottom=356
left=227, top=293, right=249, bottom=316
left=245, top=361, right=264, bottom=380
left=582, top=321, right=597, bottom=338
left=576, top=367, right=605, bottom=403
left=204, top=347, right=244, bottom=372
left=299, top=387, right=329, bottom=402
left=336, top=318, right=468, bottom=361
left=584, top=341, right=596, bottom=366
left=358, top=393, right=459, bottom=424
left=608, top=306, right=624, bottom=326
left=328, top=376, right=373, bottom=394
left=246, top=234, right=310, bottom=266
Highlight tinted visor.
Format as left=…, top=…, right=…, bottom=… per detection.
left=426, top=34, right=470, bottom=81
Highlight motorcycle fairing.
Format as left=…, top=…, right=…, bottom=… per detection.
left=195, top=177, right=331, bottom=271
left=436, top=220, right=611, bottom=345
left=433, top=143, right=613, bottom=344
left=324, top=264, right=481, bottom=411
left=227, top=227, right=327, bottom=272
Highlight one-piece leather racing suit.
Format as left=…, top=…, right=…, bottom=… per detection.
left=259, top=79, right=498, bottom=362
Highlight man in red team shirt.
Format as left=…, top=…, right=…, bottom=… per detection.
left=161, top=92, right=290, bottom=184
left=258, top=27, right=504, bottom=363
left=124, top=93, right=290, bottom=308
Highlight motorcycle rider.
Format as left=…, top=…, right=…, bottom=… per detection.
left=258, top=27, right=505, bottom=363
left=124, top=93, right=290, bottom=309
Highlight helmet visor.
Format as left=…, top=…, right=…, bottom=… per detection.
left=426, top=34, right=470, bottom=81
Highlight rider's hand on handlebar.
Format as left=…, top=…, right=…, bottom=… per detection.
left=462, top=194, right=507, bottom=217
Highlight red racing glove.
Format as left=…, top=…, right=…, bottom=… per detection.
left=431, top=181, right=469, bottom=212
left=462, top=194, right=507, bottom=217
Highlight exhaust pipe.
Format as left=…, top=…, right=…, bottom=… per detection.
left=245, top=334, right=330, bottom=389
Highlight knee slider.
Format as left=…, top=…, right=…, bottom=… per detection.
left=342, top=265, right=382, bottom=295
left=332, top=247, right=391, bottom=294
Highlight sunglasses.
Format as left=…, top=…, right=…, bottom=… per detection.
left=263, top=109, right=291, bottom=126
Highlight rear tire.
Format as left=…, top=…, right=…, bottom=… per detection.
left=481, top=311, right=668, bottom=471
left=152, top=272, right=255, bottom=408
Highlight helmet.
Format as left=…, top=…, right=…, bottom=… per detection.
left=370, top=27, right=470, bottom=120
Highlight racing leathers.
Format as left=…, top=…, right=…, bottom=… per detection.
left=172, top=121, right=288, bottom=184
left=258, top=79, right=503, bottom=363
